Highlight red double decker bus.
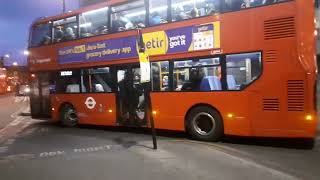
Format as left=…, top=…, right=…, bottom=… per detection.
left=28, top=0, right=317, bottom=142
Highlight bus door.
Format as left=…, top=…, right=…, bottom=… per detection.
left=116, top=65, right=147, bottom=126
left=30, top=72, right=53, bottom=118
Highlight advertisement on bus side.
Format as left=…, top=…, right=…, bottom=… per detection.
left=58, top=22, right=220, bottom=64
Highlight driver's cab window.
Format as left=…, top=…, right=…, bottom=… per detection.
left=30, top=22, right=52, bottom=47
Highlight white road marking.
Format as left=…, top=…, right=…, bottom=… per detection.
left=10, top=106, right=27, bottom=118
left=14, top=97, right=23, bottom=103
left=39, top=151, right=65, bottom=158
left=0, top=146, right=8, bottom=153
left=38, top=128, right=50, bottom=133
left=9, top=116, right=24, bottom=126
left=0, top=154, right=35, bottom=162
left=73, top=145, right=112, bottom=153
left=4, top=139, right=15, bottom=145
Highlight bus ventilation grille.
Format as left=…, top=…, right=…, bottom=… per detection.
left=263, top=98, right=280, bottom=111
left=287, top=80, right=304, bottom=112
left=264, top=17, right=295, bottom=40
left=265, top=50, right=277, bottom=63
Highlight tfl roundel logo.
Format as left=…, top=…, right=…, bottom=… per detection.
left=85, top=97, right=96, bottom=110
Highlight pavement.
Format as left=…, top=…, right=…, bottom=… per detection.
left=0, top=94, right=319, bottom=180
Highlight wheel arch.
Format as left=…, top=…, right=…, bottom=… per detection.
left=184, top=103, right=224, bottom=132
left=58, top=102, right=75, bottom=113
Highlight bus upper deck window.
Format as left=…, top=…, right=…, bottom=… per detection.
left=53, top=16, right=78, bottom=43
left=30, top=22, right=52, bottom=47
left=172, top=0, right=221, bottom=22
left=80, top=7, right=109, bottom=38
left=149, top=0, right=168, bottom=26
left=111, top=0, right=145, bottom=32
left=198, top=0, right=221, bottom=16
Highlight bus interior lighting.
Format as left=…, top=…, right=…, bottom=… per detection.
left=172, top=0, right=206, bottom=9
left=125, top=11, right=146, bottom=18
left=150, top=6, right=168, bottom=13
left=83, top=7, right=109, bottom=16
left=60, top=71, right=73, bottom=76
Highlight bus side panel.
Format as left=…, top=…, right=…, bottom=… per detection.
left=51, top=94, right=117, bottom=126
left=150, top=92, right=251, bottom=136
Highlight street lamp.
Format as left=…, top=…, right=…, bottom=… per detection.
left=62, top=0, right=66, bottom=13
left=12, top=62, right=18, bottom=66
left=23, top=50, right=29, bottom=56
left=4, top=54, right=10, bottom=58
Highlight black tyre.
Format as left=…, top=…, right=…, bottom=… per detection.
left=60, top=104, right=78, bottom=127
left=186, top=106, right=224, bottom=142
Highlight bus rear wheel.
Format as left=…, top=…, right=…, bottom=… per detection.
left=186, top=106, right=224, bottom=142
left=60, top=104, right=78, bottom=127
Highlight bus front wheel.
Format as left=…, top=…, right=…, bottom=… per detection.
left=60, top=104, right=78, bottom=127
left=186, top=106, right=224, bottom=142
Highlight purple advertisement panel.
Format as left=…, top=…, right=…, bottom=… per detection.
left=58, top=36, right=138, bottom=64
left=166, top=26, right=193, bottom=54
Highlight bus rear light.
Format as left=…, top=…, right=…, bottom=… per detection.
left=31, top=74, right=36, bottom=78
left=108, top=109, right=113, bottom=113
left=305, top=115, right=313, bottom=121
left=152, top=111, right=158, bottom=115
left=51, top=108, right=55, bottom=111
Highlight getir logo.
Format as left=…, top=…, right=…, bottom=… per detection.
left=142, top=31, right=168, bottom=56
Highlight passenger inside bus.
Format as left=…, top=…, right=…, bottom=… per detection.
left=64, top=27, right=76, bottom=41
left=205, top=0, right=220, bottom=15
left=54, top=28, right=64, bottom=42
left=112, top=13, right=134, bottom=32
left=118, top=71, right=141, bottom=121
left=150, top=12, right=167, bottom=26
left=181, top=68, right=205, bottom=91
left=190, top=8, right=200, bottom=18
left=173, top=7, right=190, bottom=21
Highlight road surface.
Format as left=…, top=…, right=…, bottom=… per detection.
left=0, top=94, right=319, bottom=180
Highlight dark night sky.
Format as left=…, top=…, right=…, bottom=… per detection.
left=0, top=0, right=79, bottom=66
